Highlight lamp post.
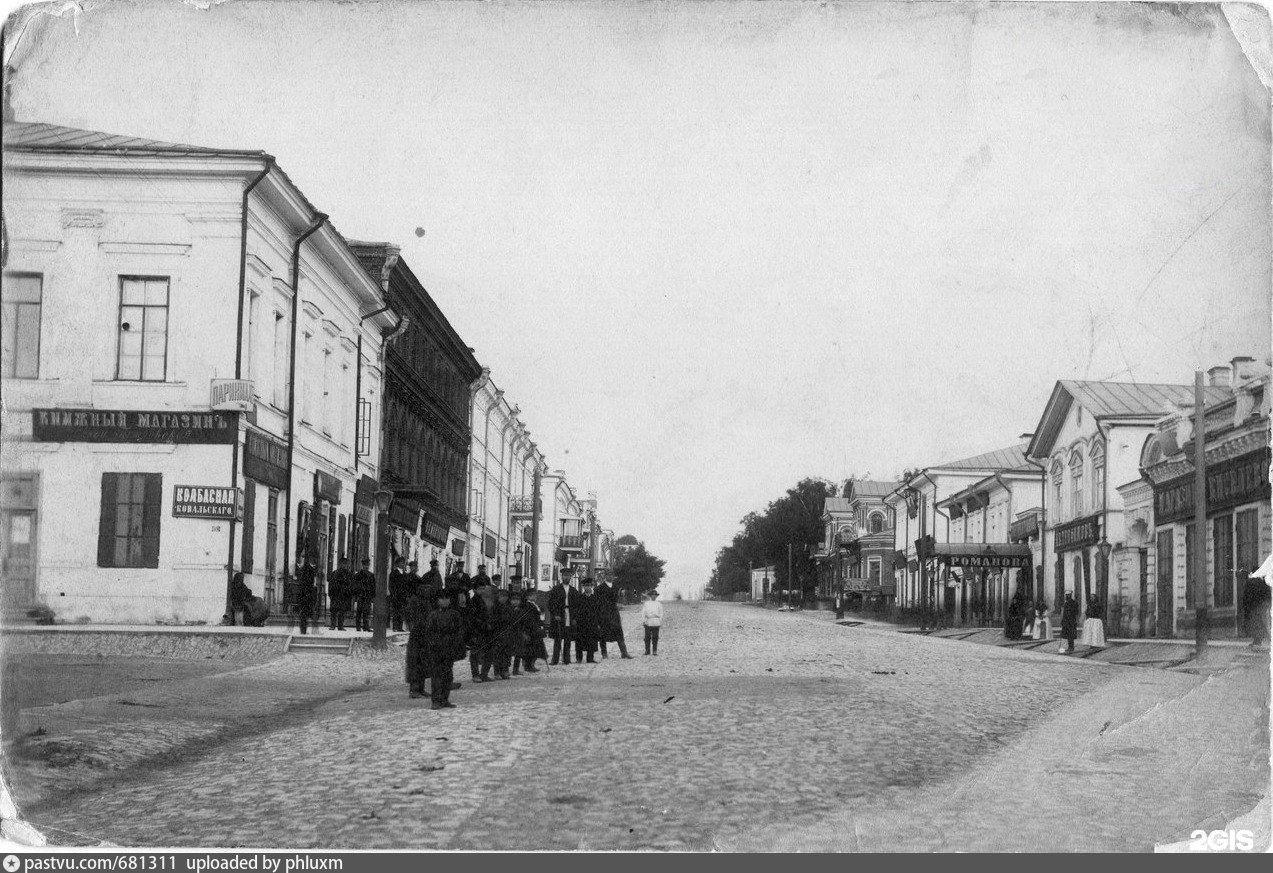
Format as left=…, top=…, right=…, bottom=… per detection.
left=371, top=488, right=395, bottom=649
left=513, top=545, right=524, bottom=585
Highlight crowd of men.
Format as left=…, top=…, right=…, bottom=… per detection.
left=379, top=559, right=656, bottom=710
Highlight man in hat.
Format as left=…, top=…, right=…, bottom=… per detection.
left=295, top=558, right=317, bottom=635
left=352, top=557, right=376, bottom=632
left=574, top=578, right=602, bottom=664
left=422, top=587, right=467, bottom=710
left=594, top=576, right=633, bottom=659
left=388, top=557, right=410, bottom=632
left=466, top=575, right=498, bottom=681
left=328, top=557, right=354, bottom=631
left=421, top=558, right=444, bottom=600
left=547, top=576, right=579, bottom=665
left=472, top=564, right=492, bottom=590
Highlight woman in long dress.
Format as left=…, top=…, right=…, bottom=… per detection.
left=1032, top=602, right=1051, bottom=641
left=1080, top=596, right=1107, bottom=648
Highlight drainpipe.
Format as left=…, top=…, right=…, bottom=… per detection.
left=280, top=213, right=327, bottom=600
left=225, top=159, right=272, bottom=621
left=1025, top=455, right=1048, bottom=609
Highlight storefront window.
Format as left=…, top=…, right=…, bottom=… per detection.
left=97, top=472, right=161, bottom=569
left=1157, top=529, right=1174, bottom=629
left=1235, top=508, right=1260, bottom=577
left=1213, top=515, right=1234, bottom=607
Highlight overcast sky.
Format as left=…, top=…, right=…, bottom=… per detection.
left=6, top=0, right=1270, bottom=597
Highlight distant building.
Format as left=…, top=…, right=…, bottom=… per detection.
left=817, top=479, right=898, bottom=605
left=750, top=565, right=776, bottom=602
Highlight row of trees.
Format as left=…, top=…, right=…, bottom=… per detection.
left=705, top=477, right=838, bottom=602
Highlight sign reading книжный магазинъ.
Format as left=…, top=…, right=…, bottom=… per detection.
left=32, top=408, right=238, bottom=444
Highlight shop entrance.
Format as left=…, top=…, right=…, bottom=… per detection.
left=0, top=474, right=39, bottom=615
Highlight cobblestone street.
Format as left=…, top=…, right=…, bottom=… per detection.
left=15, top=602, right=1270, bottom=852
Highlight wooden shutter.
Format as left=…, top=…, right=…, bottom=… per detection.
left=241, top=483, right=256, bottom=573
left=98, top=473, right=119, bottom=567
left=141, top=473, right=162, bottom=568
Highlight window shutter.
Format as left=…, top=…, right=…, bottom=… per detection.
left=141, top=473, right=162, bottom=568
left=98, top=473, right=119, bottom=567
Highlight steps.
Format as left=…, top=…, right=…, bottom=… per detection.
left=285, top=634, right=353, bottom=656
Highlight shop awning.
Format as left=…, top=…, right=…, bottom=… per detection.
left=931, top=542, right=1032, bottom=569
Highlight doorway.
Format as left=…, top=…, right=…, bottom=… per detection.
left=0, top=474, right=39, bottom=615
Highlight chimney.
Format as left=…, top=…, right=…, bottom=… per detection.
left=1230, top=356, right=1257, bottom=383
left=1207, top=365, right=1231, bottom=388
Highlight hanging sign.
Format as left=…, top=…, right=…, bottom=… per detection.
left=243, top=429, right=288, bottom=490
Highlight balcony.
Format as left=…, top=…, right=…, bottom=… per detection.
left=510, top=496, right=537, bottom=517
left=559, top=534, right=586, bottom=551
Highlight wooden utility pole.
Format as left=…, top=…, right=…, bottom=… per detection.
left=1193, top=370, right=1210, bottom=660
left=530, top=465, right=542, bottom=591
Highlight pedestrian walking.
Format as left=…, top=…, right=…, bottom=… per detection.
left=508, top=589, right=546, bottom=674
left=595, top=577, right=633, bottom=659
left=388, top=557, right=409, bottom=632
left=574, top=578, right=602, bottom=663
left=295, top=559, right=317, bottom=635
left=547, top=578, right=581, bottom=665
left=1080, top=595, right=1106, bottom=648
left=1060, top=592, right=1079, bottom=653
left=834, top=589, right=845, bottom=620
left=422, top=588, right=467, bottom=710
left=328, top=557, right=354, bottom=631
left=641, top=590, right=663, bottom=655
left=466, top=575, right=498, bottom=681
left=352, top=558, right=375, bottom=632
left=1243, top=573, right=1271, bottom=648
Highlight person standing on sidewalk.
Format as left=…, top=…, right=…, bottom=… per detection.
left=641, top=590, right=663, bottom=655
left=1005, top=589, right=1025, bottom=641
left=328, top=557, right=354, bottom=631
left=1060, top=592, right=1080, bottom=653
left=548, top=578, right=579, bottom=665
left=388, top=557, right=410, bottom=632
left=573, top=578, right=602, bottom=664
left=1243, top=574, right=1271, bottom=648
left=295, top=559, right=318, bottom=635
left=466, top=576, right=498, bottom=681
left=1080, top=595, right=1106, bottom=648
left=352, top=558, right=375, bottom=632
left=595, top=577, right=633, bottom=659
left=404, top=583, right=432, bottom=699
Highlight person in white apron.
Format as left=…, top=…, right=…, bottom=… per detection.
left=1032, top=601, right=1051, bottom=641
left=1080, top=596, right=1107, bottom=648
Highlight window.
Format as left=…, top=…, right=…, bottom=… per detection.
left=245, top=291, right=260, bottom=381
left=1156, top=529, right=1173, bottom=620
left=1051, top=459, right=1065, bottom=521
left=1069, top=450, right=1084, bottom=520
left=2, top=272, right=42, bottom=378
left=1235, top=508, right=1260, bottom=577
left=868, top=512, right=884, bottom=534
left=321, top=348, right=333, bottom=436
left=868, top=557, right=881, bottom=586
left=356, top=398, right=371, bottom=457
left=300, top=331, right=314, bottom=423
left=116, top=277, right=169, bottom=381
left=272, top=311, right=289, bottom=408
left=97, top=473, right=161, bottom=568
left=1089, top=442, right=1105, bottom=515
left=1213, top=515, right=1233, bottom=607
left=265, top=488, right=279, bottom=602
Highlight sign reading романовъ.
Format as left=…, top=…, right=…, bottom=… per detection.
left=173, top=485, right=242, bottom=519
left=32, top=409, right=237, bottom=444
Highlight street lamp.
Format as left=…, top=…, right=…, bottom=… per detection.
left=371, top=488, right=395, bottom=649
left=1098, top=538, right=1113, bottom=626
left=513, top=545, right=524, bottom=586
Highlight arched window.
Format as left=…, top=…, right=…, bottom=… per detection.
left=1089, top=441, right=1105, bottom=514
left=868, top=512, right=885, bottom=534
left=1051, top=458, right=1065, bottom=521
left=1141, top=435, right=1163, bottom=468
left=1069, top=449, right=1085, bottom=520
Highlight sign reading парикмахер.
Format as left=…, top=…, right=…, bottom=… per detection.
left=31, top=408, right=238, bottom=444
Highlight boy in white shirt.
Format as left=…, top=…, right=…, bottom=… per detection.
left=641, top=590, right=664, bottom=656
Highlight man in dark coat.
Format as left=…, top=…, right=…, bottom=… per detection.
left=507, top=589, right=545, bottom=674
left=404, top=584, right=432, bottom=698
left=594, top=578, right=633, bottom=659
left=574, top=578, right=602, bottom=664
left=466, top=576, right=498, bottom=681
left=328, top=557, right=354, bottom=631
left=488, top=587, right=517, bottom=679
left=388, top=557, right=410, bottom=632
left=1060, top=592, right=1080, bottom=653
left=422, top=589, right=467, bottom=709
left=1243, top=574, right=1271, bottom=648
left=472, top=564, right=492, bottom=590
left=1005, top=589, right=1025, bottom=641
left=421, top=558, right=444, bottom=599
left=295, top=560, right=318, bottom=635
left=547, top=578, right=580, bottom=665
left=352, top=558, right=376, bottom=632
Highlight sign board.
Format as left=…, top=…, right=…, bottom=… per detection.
left=33, top=408, right=237, bottom=444
left=422, top=515, right=449, bottom=547
left=173, top=484, right=242, bottom=520
left=843, top=577, right=870, bottom=591
left=389, top=499, right=422, bottom=534
left=1153, top=448, right=1271, bottom=525
left=354, top=475, right=378, bottom=526
left=243, top=429, right=288, bottom=490
left=313, top=470, right=342, bottom=505
left=210, top=379, right=255, bottom=412
left=1054, top=513, right=1100, bottom=553
left=484, top=533, right=497, bottom=559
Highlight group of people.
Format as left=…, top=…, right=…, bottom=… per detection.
left=1003, top=589, right=1106, bottom=653
left=397, top=563, right=666, bottom=710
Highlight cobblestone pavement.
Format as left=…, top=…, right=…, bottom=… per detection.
left=21, top=603, right=1270, bottom=851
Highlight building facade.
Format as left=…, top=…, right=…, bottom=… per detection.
left=1138, top=359, right=1271, bottom=638
left=816, top=479, right=898, bottom=604
left=350, top=243, right=482, bottom=575
left=1, top=122, right=396, bottom=623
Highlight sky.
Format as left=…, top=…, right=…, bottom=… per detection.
left=5, top=0, right=1271, bottom=599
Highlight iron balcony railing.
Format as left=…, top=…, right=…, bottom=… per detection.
left=559, top=534, right=586, bottom=551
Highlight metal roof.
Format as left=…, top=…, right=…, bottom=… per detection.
left=846, top=479, right=899, bottom=498
left=822, top=497, right=854, bottom=513
left=1059, top=380, right=1229, bottom=418
left=933, top=442, right=1033, bottom=473
left=3, top=121, right=266, bottom=158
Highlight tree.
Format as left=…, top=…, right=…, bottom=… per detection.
left=612, top=539, right=666, bottom=603
left=709, top=478, right=838, bottom=602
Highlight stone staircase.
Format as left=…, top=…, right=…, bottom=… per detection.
left=284, top=634, right=353, bottom=656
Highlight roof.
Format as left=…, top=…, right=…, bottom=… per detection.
left=822, top=497, right=854, bottom=513
left=845, top=479, right=899, bottom=499
left=933, top=442, right=1033, bottom=473
left=3, top=121, right=266, bottom=158
left=1060, top=380, right=1228, bottom=418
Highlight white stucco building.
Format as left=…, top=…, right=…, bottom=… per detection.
left=0, top=122, right=396, bottom=624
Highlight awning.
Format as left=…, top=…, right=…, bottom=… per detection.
left=931, top=542, right=1032, bottom=569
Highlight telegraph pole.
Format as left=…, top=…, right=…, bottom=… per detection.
left=1193, top=370, right=1210, bottom=661
left=530, top=465, right=542, bottom=591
